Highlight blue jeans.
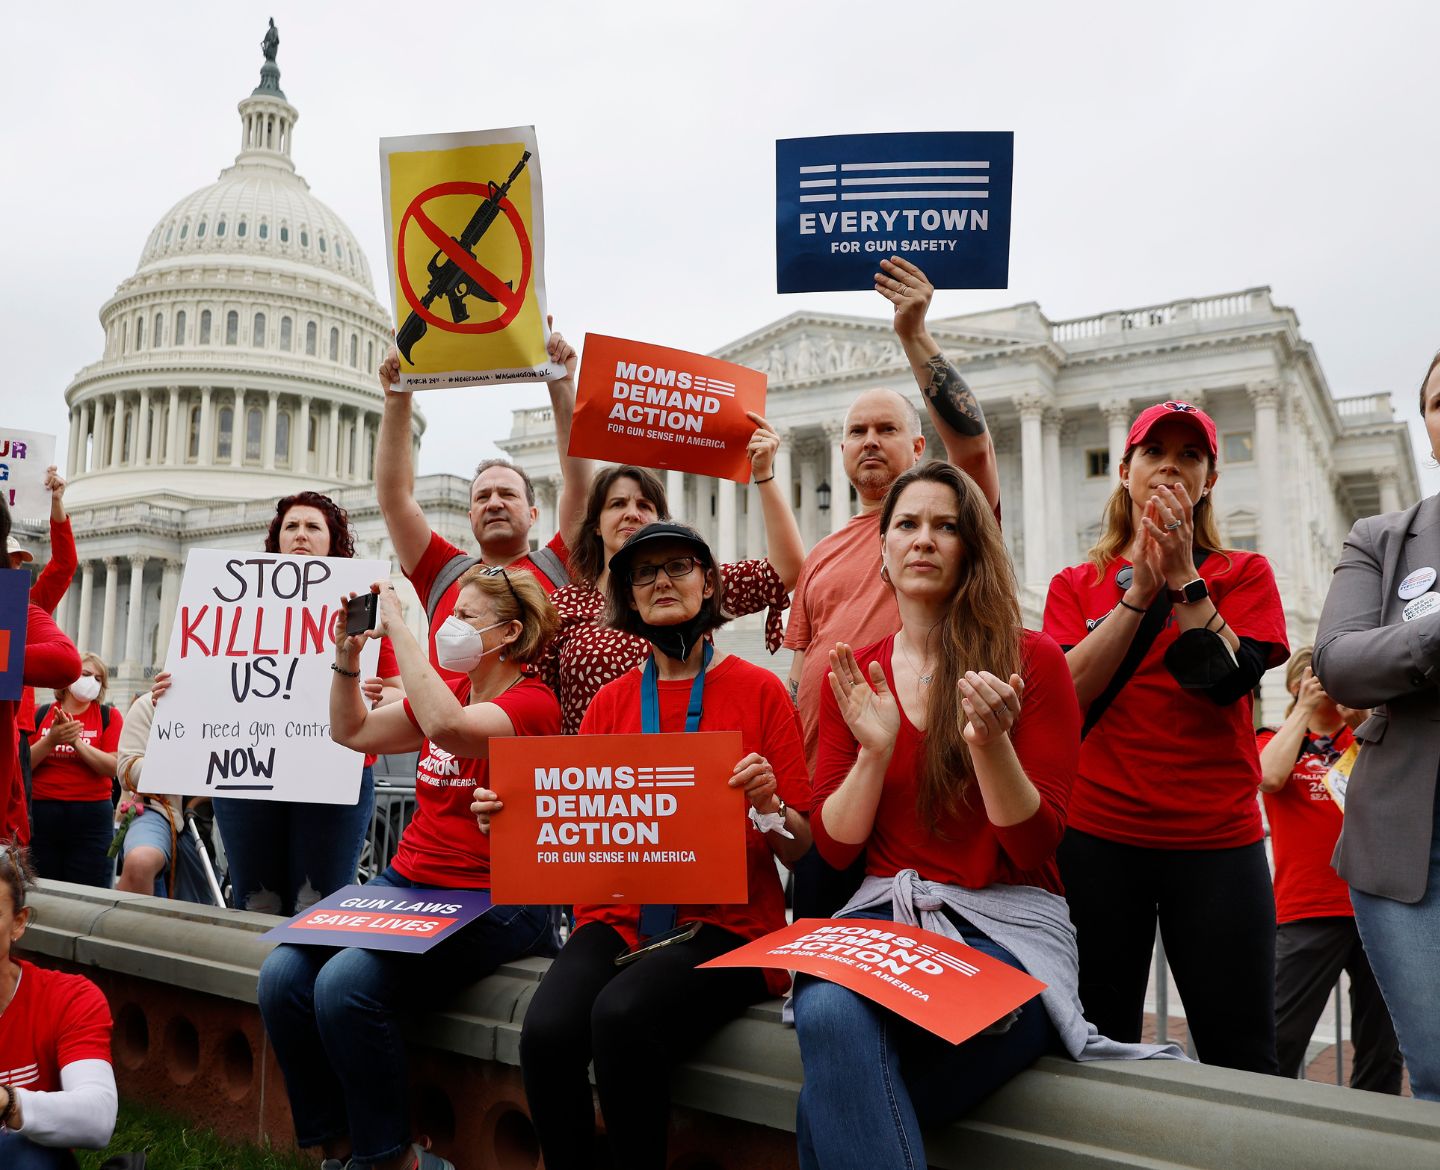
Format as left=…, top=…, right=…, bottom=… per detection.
left=1350, top=793, right=1440, bottom=1101
left=794, top=906, right=1058, bottom=1170
left=0, top=1132, right=79, bottom=1168
left=214, top=765, right=374, bottom=915
left=256, top=866, right=556, bottom=1167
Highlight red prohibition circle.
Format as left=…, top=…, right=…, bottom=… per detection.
left=396, top=180, right=533, bottom=335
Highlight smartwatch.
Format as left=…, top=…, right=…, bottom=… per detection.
left=1168, top=578, right=1209, bottom=605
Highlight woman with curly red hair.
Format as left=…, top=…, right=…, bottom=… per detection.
left=155, top=491, right=401, bottom=915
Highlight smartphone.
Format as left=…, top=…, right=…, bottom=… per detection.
left=614, top=921, right=702, bottom=966
left=344, top=592, right=380, bottom=637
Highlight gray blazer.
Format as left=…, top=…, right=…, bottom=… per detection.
left=1314, top=494, right=1440, bottom=903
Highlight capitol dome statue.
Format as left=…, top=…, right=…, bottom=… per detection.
left=40, top=26, right=469, bottom=703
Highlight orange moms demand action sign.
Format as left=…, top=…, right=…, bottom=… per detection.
left=569, top=334, right=767, bottom=483
left=702, top=918, right=1047, bottom=1045
left=488, top=731, right=747, bottom=905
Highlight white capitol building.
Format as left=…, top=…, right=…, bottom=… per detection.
left=16, top=34, right=1420, bottom=723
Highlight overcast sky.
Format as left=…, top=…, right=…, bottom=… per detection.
left=4, top=1, right=1437, bottom=490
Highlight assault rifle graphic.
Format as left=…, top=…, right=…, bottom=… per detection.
left=396, top=151, right=532, bottom=362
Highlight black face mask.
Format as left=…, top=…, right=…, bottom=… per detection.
left=635, top=612, right=712, bottom=663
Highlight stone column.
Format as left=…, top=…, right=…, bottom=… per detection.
left=1102, top=399, right=1131, bottom=482
left=157, top=559, right=183, bottom=665
left=800, top=445, right=819, bottom=550
left=198, top=386, right=215, bottom=462
left=109, top=395, right=125, bottom=467
left=1377, top=468, right=1402, bottom=515
left=166, top=386, right=181, bottom=465
left=76, top=561, right=96, bottom=648
left=66, top=408, right=81, bottom=477
left=1043, top=408, right=1065, bottom=569
left=1016, top=393, right=1049, bottom=588
left=826, top=424, right=849, bottom=534
left=81, top=402, right=95, bottom=474
left=716, top=478, right=737, bottom=565
left=296, top=396, right=311, bottom=474
left=135, top=390, right=151, bottom=466
left=326, top=402, right=340, bottom=477
left=349, top=410, right=363, bottom=481
left=774, top=429, right=794, bottom=508
left=100, top=558, right=120, bottom=665
left=123, top=555, right=146, bottom=669
left=1248, top=382, right=1284, bottom=569
left=666, top=470, right=685, bottom=523
left=537, top=477, right=558, bottom=546
left=263, top=389, right=279, bottom=470
left=230, top=391, right=245, bottom=468
left=149, top=393, right=165, bottom=465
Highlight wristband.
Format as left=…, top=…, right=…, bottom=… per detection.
left=753, top=475, right=775, bottom=484
left=748, top=804, right=794, bottom=839
left=330, top=663, right=360, bottom=678
left=1117, top=597, right=1146, bottom=615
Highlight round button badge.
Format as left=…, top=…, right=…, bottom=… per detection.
left=1398, top=567, right=1437, bottom=601
left=1402, top=591, right=1440, bottom=622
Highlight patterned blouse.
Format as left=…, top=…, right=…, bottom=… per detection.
left=538, top=559, right=789, bottom=735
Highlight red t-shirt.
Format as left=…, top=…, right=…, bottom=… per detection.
left=0, top=960, right=112, bottom=1094
left=1258, top=726, right=1354, bottom=923
left=405, top=529, right=570, bottom=683
left=392, top=675, right=561, bottom=888
left=539, top=559, right=788, bottom=735
left=813, top=631, right=1079, bottom=894
left=3, top=606, right=81, bottom=843
left=573, top=655, right=810, bottom=995
left=29, top=701, right=123, bottom=803
left=1042, top=550, right=1289, bottom=849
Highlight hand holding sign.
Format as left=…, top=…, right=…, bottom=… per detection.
left=471, top=785, right=501, bottom=834
left=875, top=256, right=936, bottom=340
left=744, top=413, right=780, bottom=481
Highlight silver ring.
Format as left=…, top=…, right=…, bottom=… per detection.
left=1164, top=519, right=1182, bottom=531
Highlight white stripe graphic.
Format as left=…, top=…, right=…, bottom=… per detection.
left=840, top=160, right=990, bottom=170
left=799, top=179, right=837, bottom=188
left=798, top=164, right=837, bottom=173
left=839, top=191, right=989, bottom=201
left=799, top=194, right=837, bottom=203
left=841, top=176, right=988, bottom=186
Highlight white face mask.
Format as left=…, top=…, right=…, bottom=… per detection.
left=69, top=674, right=102, bottom=703
left=434, top=616, right=510, bottom=673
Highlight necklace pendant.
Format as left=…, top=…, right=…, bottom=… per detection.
left=919, top=672, right=933, bottom=685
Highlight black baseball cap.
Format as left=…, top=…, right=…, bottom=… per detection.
left=607, top=521, right=713, bottom=582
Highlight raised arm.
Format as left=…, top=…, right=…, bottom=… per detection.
left=30, top=467, right=76, bottom=615
left=876, top=256, right=999, bottom=511
left=329, top=594, right=424, bottom=756
left=745, top=411, right=805, bottom=588
left=375, top=347, right=433, bottom=575
left=1258, top=677, right=1320, bottom=793
left=546, top=323, right=596, bottom=551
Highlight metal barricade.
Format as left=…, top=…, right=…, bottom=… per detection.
left=360, top=752, right=420, bottom=882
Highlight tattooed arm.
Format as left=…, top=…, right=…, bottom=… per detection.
left=876, top=255, right=1000, bottom=513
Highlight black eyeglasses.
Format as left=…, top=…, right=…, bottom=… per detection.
left=629, top=556, right=699, bottom=586
left=479, top=564, right=522, bottom=608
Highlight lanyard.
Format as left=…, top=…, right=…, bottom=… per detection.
left=641, top=642, right=712, bottom=734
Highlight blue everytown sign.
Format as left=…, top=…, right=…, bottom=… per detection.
left=776, top=132, right=1014, bottom=293
left=0, top=569, right=28, bottom=701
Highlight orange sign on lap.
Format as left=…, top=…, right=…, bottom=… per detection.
left=488, top=731, right=747, bottom=905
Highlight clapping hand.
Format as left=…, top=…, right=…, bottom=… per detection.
left=827, top=643, right=901, bottom=756
left=959, top=671, right=1024, bottom=749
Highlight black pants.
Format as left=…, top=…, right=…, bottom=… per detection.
left=791, top=845, right=868, bottom=920
left=1057, top=829, right=1279, bottom=1074
left=30, top=798, right=114, bottom=889
left=1275, top=915, right=1403, bottom=1092
left=520, top=922, right=769, bottom=1170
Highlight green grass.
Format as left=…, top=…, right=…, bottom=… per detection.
left=76, top=1099, right=314, bottom=1170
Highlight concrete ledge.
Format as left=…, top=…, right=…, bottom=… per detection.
left=28, top=881, right=1440, bottom=1169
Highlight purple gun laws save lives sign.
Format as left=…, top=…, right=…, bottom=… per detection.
left=262, top=884, right=494, bottom=954
left=144, top=549, right=387, bottom=803
left=776, top=132, right=1014, bottom=293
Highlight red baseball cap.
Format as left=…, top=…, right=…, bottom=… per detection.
left=1126, top=400, right=1217, bottom=459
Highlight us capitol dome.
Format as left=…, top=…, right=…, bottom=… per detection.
left=39, top=27, right=473, bottom=701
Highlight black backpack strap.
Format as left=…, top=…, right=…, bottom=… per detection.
left=100, top=703, right=111, bottom=733
left=35, top=702, right=52, bottom=730
left=425, top=554, right=483, bottom=624
left=529, top=544, right=571, bottom=589
left=1081, top=551, right=1211, bottom=741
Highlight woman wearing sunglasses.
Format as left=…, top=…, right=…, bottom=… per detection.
left=1043, top=400, right=1288, bottom=1073
left=476, top=522, right=809, bottom=1170
left=257, top=565, right=560, bottom=1170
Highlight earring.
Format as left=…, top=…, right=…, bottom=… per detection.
left=879, top=563, right=891, bottom=584
left=498, top=651, right=507, bottom=662
left=1121, top=481, right=1130, bottom=490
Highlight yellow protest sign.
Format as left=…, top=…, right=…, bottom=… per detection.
left=380, top=126, right=562, bottom=389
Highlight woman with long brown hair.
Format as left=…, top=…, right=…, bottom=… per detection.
left=1043, top=400, right=1288, bottom=1074
left=794, top=461, right=1173, bottom=1170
